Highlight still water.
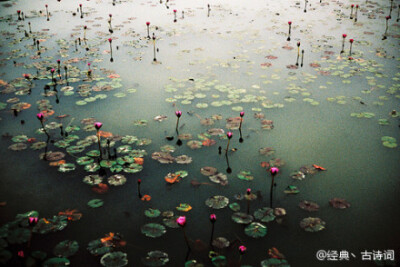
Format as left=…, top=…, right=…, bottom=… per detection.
left=0, top=0, right=399, bottom=266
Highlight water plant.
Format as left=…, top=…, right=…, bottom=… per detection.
left=146, top=22, right=150, bottom=39
left=176, top=216, right=191, bottom=260
left=209, top=214, right=216, bottom=247
left=225, top=131, right=232, bottom=155
left=383, top=16, right=390, bottom=40
left=94, top=122, right=103, bottom=159
left=341, top=33, right=347, bottom=53
left=269, top=167, right=279, bottom=208
left=287, top=21, right=292, bottom=41
left=350, top=4, right=354, bottom=19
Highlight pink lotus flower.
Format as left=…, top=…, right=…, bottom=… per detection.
left=108, top=38, right=112, bottom=43
left=175, top=110, right=182, bottom=117
left=50, top=68, right=55, bottom=73
left=227, top=132, right=233, bottom=139
left=45, top=4, right=48, bottom=7
left=288, top=21, right=292, bottom=25
left=84, top=25, right=87, bottom=29
left=176, top=216, right=186, bottom=227
left=94, top=122, right=103, bottom=130
left=349, top=39, right=354, bottom=43
left=270, top=167, right=279, bottom=175
left=23, top=74, right=30, bottom=79
left=240, top=111, right=245, bottom=117
left=239, top=245, right=247, bottom=254
left=246, top=188, right=251, bottom=194
left=17, top=10, right=21, bottom=14
left=210, top=214, right=217, bottom=222
left=351, top=4, right=354, bottom=7
left=79, top=4, right=82, bottom=7
left=109, top=14, right=112, bottom=17
left=57, top=59, right=60, bottom=63
left=297, top=41, right=300, bottom=47
left=17, top=250, right=24, bottom=258
left=342, top=34, right=347, bottom=38
left=146, top=21, right=150, bottom=25
left=386, top=16, right=390, bottom=20
left=28, top=216, right=38, bottom=226
left=36, top=113, right=44, bottom=121
left=138, top=179, right=142, bottom=184
left=173, top=9, right=177, bottom=13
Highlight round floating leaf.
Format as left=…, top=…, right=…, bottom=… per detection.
left=229, top=202, right=240, bottom=212
left=123, top=163, right=143, bottom=173
left=290, top=171, right=305, bottom=180
left=187, top=140, right=202, bottom=149
left=87, top=239, right=111, bottom=256
left=77, top=156, right=94, bottom=165
left=12, top=135, right=28, bottom=143
left=300, top=217, right=326, bottom=232
left=175, top=155, right=192, bottom=164
left=232, top=212, right=253, bottom=224
left=43, top=257, right=70, bottom=267
left=163, top=216, right=180, bottom=228
left=284, top=185, right=300, bottom=194
left=176, top=203, right=192, bottom=212
left=100, top=160, right=117, bottom=168
left=100, top=252, right=128, bottom=267
left=299, top=200, right=319, bottom=212
left=260, top=258, right=290, bottom=267
left=53, top=240, right=79, bottom=258
left=254, top=207, right=275, bottom=223
left=200, top=166, right=217, bottom=176
left=244, top=222, right=267, bottom=238
left=88, top=199, right=104, bottom=208
left=30, top=141, right=47, bottom=150
left=145, top=208, right=161, bottom=218
left=87, top=150, right=101, bottom=157
left=237, top=171, right=254, bottom=181
left=85, top=163, right=101, bottom=172
left=209, top=173, right=228, bottom=186
left=58, top=163, right=76, bottom=173
left=141, top=223, right=166, bottom=238
left=33, top=216, right=68, bottom=234
left=205, top=196, right=229, bottom=209
left=142, top=250, right=169, bottom=266
left=83, top=175, right=103, bottom=185
left=329, top=198, right=350, bottom=209
left=8, top=143, right=27, bottom=151
left=108, top=174, right=127, bottom=186
left=185, top=260, right=204, bottom=267
left=212, top=237, right=230, bottom=249
left=211, top=255, right=227, bottom=266
left=116, top=156, right=135, bottom=165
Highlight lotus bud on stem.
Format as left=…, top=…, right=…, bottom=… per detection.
left=304, top=0, right=308, bottom=13
left=108, top=38, right=114, bottom=62
left=269, top=167, right=279, bottom=208
left=36, top=40, right=40, bottom=55
left=300, top=49, right=304, bottom=67
left=108, top=14, right=113, bottom=33
left=246, top=188, right=251, bottom=214
left=239, top=245, right=247, bottom=265
left=239, top=111, right=244, bottom=142
left=152, top=33, right=157, bottom=62
left=383, top=16, right=390, bottom=40
left=176, top=216, right=191, bottom=260
left=28, top=22, right=32, bottom=33
left=94, top=122, right=103, bottom=159
left=389, top=0, right=393, bottom=19
left=79, top=4, right=83, bottom=18
left=146, top=22, right=150, bottom=39
left=341, top=33, right=347, bottom=53
left=173, top=9, right=177, bottom=22
left=296, top=41, right=300, bottom=66
left=350, top=4, right=354, bottom=19
left=17, top=10, right=21, bottom=20
left=397, top=5, right=400, bottom=22
left=209, top=214, right=216, bottom=247
left=354, top=5, right=359, bottom=22
left=50, top=68, right=55, bottom=83
left=182, top=11, right=184, bottom=19
left=287, top=21, right=292, bottom=41
left=208, top=4, right=211, bottom=17
left=37, top=113, right=50, bottom=138
left=45, top=4, right=49, bottom=21
left=64, top=65, right=68, bottom=84
left=23, top=74, right=32, bottom=86
left=225, top=131, right=232, bottom=155
left=349, top=38, right=354, bottom=57
left=175, top=110, right=182, bottom=133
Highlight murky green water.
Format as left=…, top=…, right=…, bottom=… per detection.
left=0, top=0, right=399, bottom=266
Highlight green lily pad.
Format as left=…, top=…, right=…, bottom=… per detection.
left=237, top=171, right=254, bottom=181
left=300, top=217, right=326, bottom=232
left=144, top=208, right=161, bottom=218
left=83, top=175, right=103, bottom=185
left=254, top=207, right=275, bottom=223
left=229, top=202, right=240, bottom=212
left=77, top=156, right=94, bottom=165
left=43, top=257, right=70, bottom=267
left=107, top=174, right=127, bottom=186
left=100, top=252, right=128, bottom=267
left=244, top=222, right=267, bottom=238
left=205, top=196, right=229, bottom=209
left=142, top=251, right=169, bottom=266
left=85, top=163, right=101, bottom=172
left=260, top=258, right=290, bottom=267
left=381, top=136, right=397, bottom=148
left=53, top=240, right=79, bottom=258
left=141, top=223, right=166, bottom=238
left=231, top=212, right=253, bottom=224
left=31, top=141, right=47, bottom=150
left=7, top=228, right=31, bottom=244
left=58, top=163, right=76, bottom=173
left=86, top=150, right=101, bottom=157
left=87, top=239, right=111, bottom=256
left=123, top=163, right=143, bottom=173
left=100, top=160, right=116, bottom=168
left=12, top=135, right=28, bottom=143
left=87, top=199, right=104, bottom=208
left=284, top=185, right=300, bottom=194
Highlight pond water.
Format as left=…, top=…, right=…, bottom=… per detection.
left=0, top=0, right=399, bottom=266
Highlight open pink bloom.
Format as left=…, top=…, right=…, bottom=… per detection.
left=227, top=132, right=233, bottom=139
left=17, top=250, right=24, bottom=258
left=175, top=110, right=182, bottom=117
left=36, top=113, right=44, bottom=121
left=342, top=34, right=347, bottom=38
left=176, top=216, right=186, bottom=227
left=210, top=214, right=217, bottom=222
left=94, top=122, right=103, bottom=130
left=28, top=216, right=38, bottom=226
left=270, top=167, right=279, bottom=175
left=239, top=245, right=247, bottom=254
left=240, top=111, right=245, bottom=117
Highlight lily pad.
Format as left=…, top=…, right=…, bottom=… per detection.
left=141, top=223, right=166, bottom=238
left=299, top=200, right=319, bottom=212
left=244, top=222, right=267, bottom=238
left=205, top=196, right=229, bottom=209
left=144, top=208, right=161, bottom=218
left=142, top=250, right=169, bottom=266
left=237, top=171, right=254, bottom=181
left=58, top=163, right=76, bottom=173
left=108, top=174, right=127, bottom=186
left=211, top=237, right=230, bottom=249
left=329, top=198, right=350, bottom=209
left=53, top=240, right=79, bottom=258
left=209, top=173, right=228, bottom=186
left=231, top=212, right=253, bottom=224
left=229, top=202, right=240, bottom=212
left=260, top=258, right=290, bottom=267
left=43, top=257, right=70, bottom=267
left=100, top=252, right=128, bottom=267
left=200, top=166, right=218, bottom=176
left=254, top=207, right=275, bottom=223
left=300, top=217, right=326, bottom=232
left=88, top=199, right=104, bottom=208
